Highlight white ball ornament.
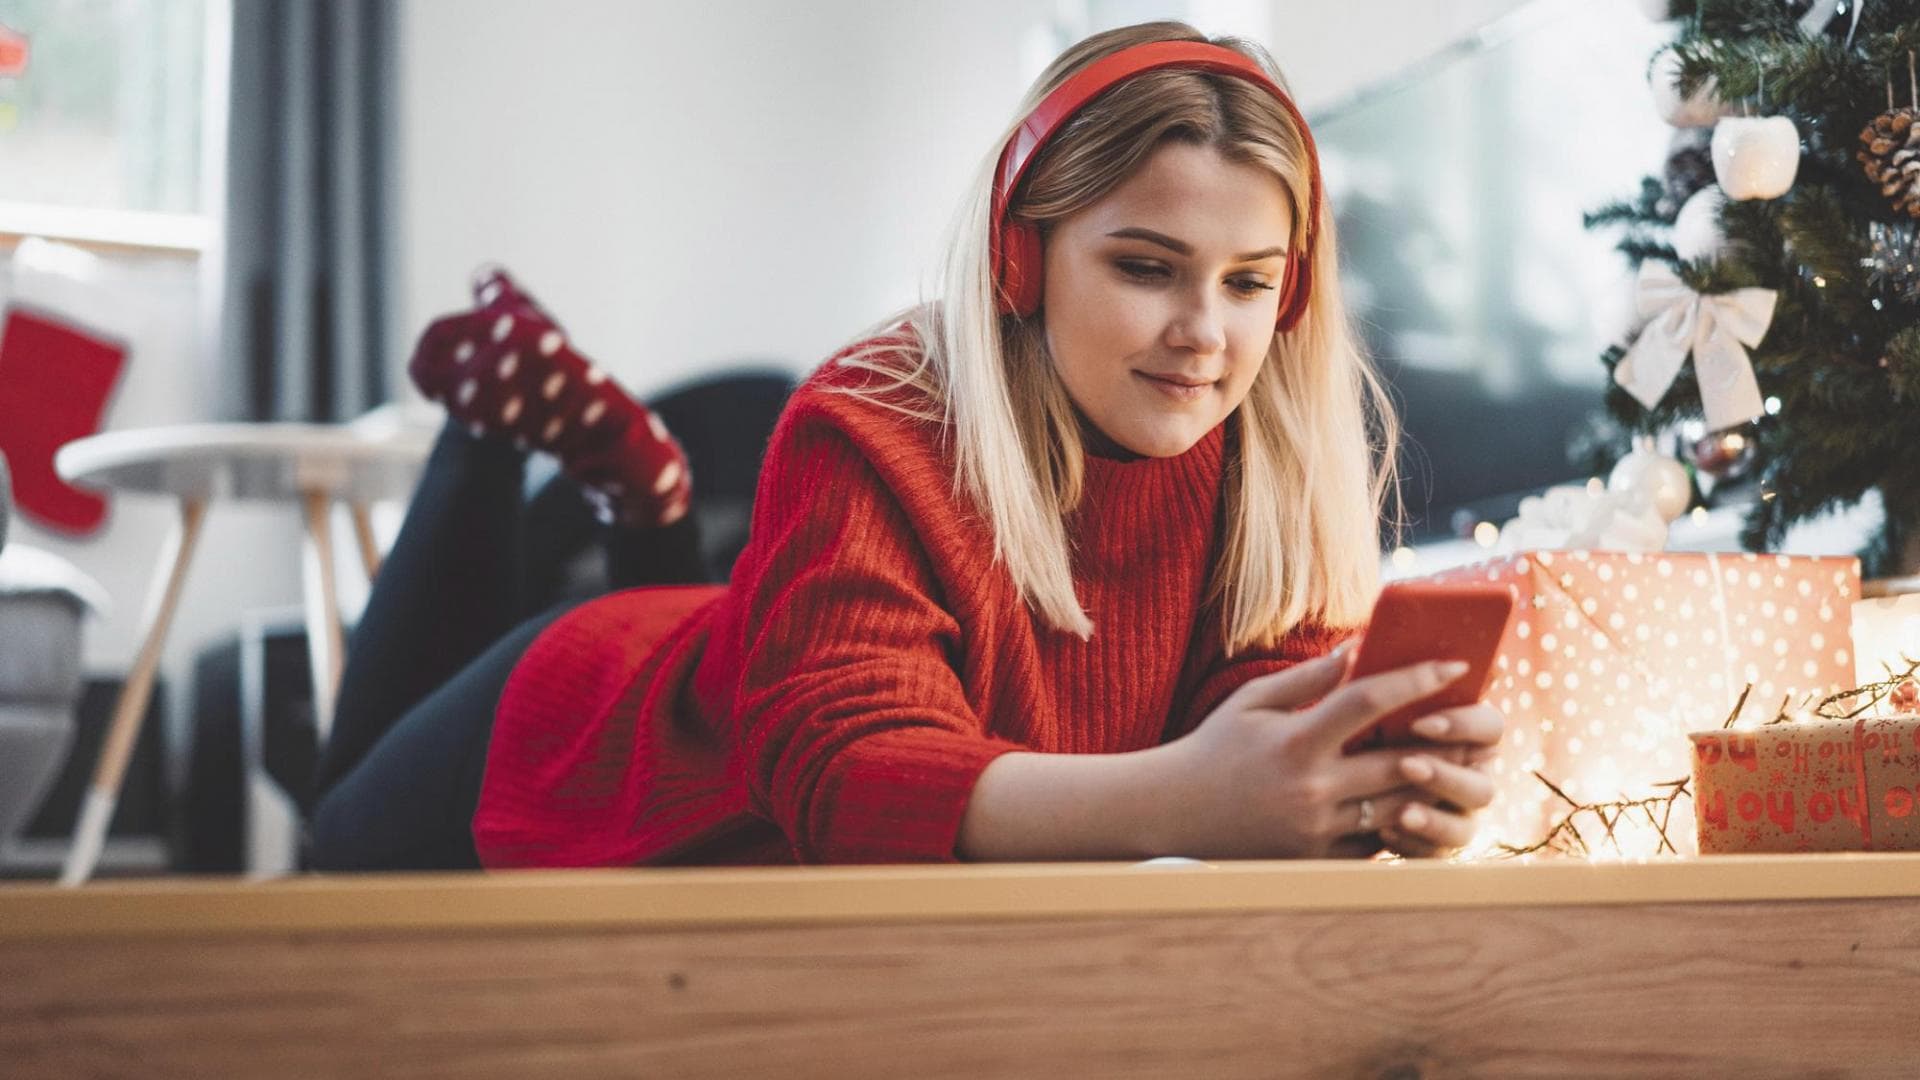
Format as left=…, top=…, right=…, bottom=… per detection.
left=1651, top=47, right=1731, bottom=128
left=1711, top=116, right=1801, bottom=200
left=1672, top=186, right=1731, bottom=262
left=1608, top=436, right=1692, bottom=523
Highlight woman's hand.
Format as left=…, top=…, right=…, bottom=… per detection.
left=1153, top=647, right=1505, bottom=860
left=1374, top=701, right=1505, bottom=858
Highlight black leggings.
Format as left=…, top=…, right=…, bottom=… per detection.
left=305, top=425, right=709, bottom=870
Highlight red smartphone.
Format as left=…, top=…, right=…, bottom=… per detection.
left=1339, top=580, right=1517, bottom=754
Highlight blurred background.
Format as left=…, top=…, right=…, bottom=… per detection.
left=0, top=0, right=1689, bottom=875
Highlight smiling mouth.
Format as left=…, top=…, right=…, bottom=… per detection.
left=1135, top=372, right=1216, bottom=388
left=1134, top=371, right=1216, bottom=401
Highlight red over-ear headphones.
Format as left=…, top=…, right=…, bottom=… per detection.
left=989, top=40, right=1323, bottom=334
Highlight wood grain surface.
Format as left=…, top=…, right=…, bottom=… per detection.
left=4, top=862, right=1919, bottom=1077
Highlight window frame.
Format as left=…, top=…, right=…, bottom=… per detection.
left=0, top=1, right=229, bottom=259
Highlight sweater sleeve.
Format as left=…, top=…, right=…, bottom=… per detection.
left=722, top=403, right=1026, bottom=864
left=1165, top=615, right=1358, bottom=744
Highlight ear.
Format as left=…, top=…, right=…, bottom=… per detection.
left=997, top=220, right=1045, bottom=316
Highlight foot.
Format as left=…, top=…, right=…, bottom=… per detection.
left=408, top=267, right=692, bottom=527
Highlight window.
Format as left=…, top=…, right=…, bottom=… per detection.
left=0, top=0, right=215, bottom=251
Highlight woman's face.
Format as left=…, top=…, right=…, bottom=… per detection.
left=1041, top=141, right=1293, bottom=458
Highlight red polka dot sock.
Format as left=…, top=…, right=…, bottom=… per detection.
left=408, top=267, right=692, bottom=527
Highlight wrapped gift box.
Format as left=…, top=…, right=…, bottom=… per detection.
left=1690, top=716, right=1920, bottom=853
left=1419, top=550, right=1860, bottom=856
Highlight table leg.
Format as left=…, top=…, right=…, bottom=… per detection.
left=59, top=496, right=209, bottom=887
left=348, top=502, right=382, bottom=581
left=300, top=491, right=347, bottom=744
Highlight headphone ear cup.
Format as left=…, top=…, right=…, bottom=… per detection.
left=1275, top=249, right=1312, bottom=333
left=997, top=220, right=1044, bottom=317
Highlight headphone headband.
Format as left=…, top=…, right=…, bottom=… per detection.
left=989, top=40, right=1323, bottom=331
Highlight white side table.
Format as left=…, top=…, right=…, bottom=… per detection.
left=54, top=423, right=430, bottom=885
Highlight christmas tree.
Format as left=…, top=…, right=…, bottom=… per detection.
left=1585, top=0, right=1920, bottom=577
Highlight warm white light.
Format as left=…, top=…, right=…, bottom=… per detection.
left=1690, top=506, right=1709, bottom=525
left=1474, top=521, right=1499, bottom=548
left=1390, top=546, right=1417, bottom=570
left=1586, top=477, right=1604, bottom=495
left=1851, top=593, right=1920, bottom=694
left=1764, top=396, right=1782, bottom=415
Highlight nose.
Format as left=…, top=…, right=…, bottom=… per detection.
left=1163, top=288, right=1226, bottom=356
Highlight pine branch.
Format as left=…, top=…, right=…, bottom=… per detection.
left=1886, top=324, right=1920, bottom=400
left=1617, top=238, right=1680, bottom=265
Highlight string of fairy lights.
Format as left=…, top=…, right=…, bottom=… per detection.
left=1477, top=656, right=1919, bottom=860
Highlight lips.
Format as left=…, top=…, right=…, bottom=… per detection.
left=1136, top=372, right=1216, bottom=388
left=1134, top=370, right=1216, bottom=402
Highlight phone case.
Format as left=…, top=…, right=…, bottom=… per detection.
left=1340, top=581, right=1518, bottom=754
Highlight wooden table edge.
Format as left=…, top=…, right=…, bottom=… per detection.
left=4, top=853, right=1918, bottom=939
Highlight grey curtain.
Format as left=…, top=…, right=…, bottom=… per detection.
left=221, top=0, right=396, bottom=422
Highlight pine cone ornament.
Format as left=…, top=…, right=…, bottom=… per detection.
left=1858, top=107, right=1920, bottom=218
left=1659, top=127, right=1714, bottom=219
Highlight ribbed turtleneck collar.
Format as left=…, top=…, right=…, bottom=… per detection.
left=1079, top=417, right=1226, bottom=485
left=1070, top=419, right=1228, bottom=569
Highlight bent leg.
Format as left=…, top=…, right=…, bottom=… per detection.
left=313, top=425, right=527, bottom=800
left=306, top=606, right=565, bottom=871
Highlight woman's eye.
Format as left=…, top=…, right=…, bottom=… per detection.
left=1228, top=277, right=1276, bottom=297
left=1115, top=259, right=1170, bottom=282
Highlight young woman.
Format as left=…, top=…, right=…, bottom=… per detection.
left=307, top=21, right=1506, bottom=871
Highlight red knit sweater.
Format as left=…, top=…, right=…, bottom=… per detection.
left=474, top=344, right=1349, bottom=867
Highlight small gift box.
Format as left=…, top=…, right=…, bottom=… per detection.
left=1418, top=550, right=1860, bottom=855
left=1689, top=716, right=1920, bottom=853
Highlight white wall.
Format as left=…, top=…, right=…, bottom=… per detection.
left=1267, top=0, right=1537, bottom=115
left=395, top=0, right=1534, bottom=397
left=398, top=0, right=1036, bottom=395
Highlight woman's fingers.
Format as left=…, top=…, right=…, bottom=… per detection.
left=1344, top=776, right=1489, bottom=853
left=1396, top=754, right=1496, bottom=812
left=1406, top=702, right=1506, bottom=749
left=1329, top=748, right=1497, bottom=820
left=1224, top=643, right=1356, bottom=714
left=1390, top=800, right=1479, bottom=852
left=1305, top=660, right=1472, bottom=757
left=1378, top=824, right=1442, bottom=859
left=1327, top=748, right=1414, bottom=800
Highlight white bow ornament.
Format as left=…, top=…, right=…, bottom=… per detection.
left=1614, top=260, right=1776, bottom=431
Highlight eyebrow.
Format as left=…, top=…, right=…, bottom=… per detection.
left=1105, top=227, right=1288, bottom=263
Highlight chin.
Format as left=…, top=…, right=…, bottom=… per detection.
left=1116, top=424, right=1205, bottom=459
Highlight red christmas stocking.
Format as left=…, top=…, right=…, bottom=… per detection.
left=0, top=306, right=127, bottom=534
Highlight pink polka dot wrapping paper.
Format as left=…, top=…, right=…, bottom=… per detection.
left=1420, top=549, right=1860, bottom=858
left=1690, top=717, right=1920, bottom=854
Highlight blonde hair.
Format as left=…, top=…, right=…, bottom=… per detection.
left=835, top=21, right=1401, bottom=655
